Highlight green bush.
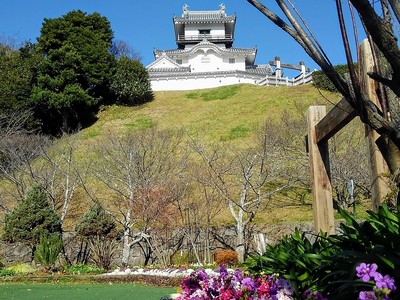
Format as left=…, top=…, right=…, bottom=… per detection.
left=6, top=263, right=36, bottom=274
left=0, top=268, right=16, bottom=277
left=312, top=64, right=357, bottom=92
left=2, top=185, right=62, bottom=261
left=245, top=229, right=338, bottom=298
left=75, top=202, right=116, bottom=238
left=63, top=263, right=104, bottom=275
left=316, top=204, right=400, bottom=299
left=34, top=233, right=63, bottom=270
left=245, top=205, right=400, bottom=299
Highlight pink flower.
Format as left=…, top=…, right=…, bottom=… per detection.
left=257, top=282, right=270, bottom=297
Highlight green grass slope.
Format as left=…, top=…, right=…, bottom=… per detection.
left=79, top=84, right=339, bottom=144
left=69, top=84, right=341, bottom=226
left=1, top=84, right=342, bottom=230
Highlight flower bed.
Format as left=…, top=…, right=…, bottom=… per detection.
left=176, top=265, right=294, bottom=300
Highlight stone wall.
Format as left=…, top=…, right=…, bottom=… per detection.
left=0, top=222, right=316, bottom=267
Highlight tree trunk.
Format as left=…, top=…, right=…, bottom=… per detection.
left=121, top=227, right=131, bottom=267
left=121, top=208, right=132, bottom=267
left=236, top=210, right=245, bottom=263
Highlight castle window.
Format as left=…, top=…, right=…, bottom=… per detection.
left=199, top=29, right=211, bottom=35
left=176, top=59, right=182, bottom=64
left=229, top=58, right=235, bottom=64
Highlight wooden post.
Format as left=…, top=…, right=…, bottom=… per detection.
left=307, top=106, right=335, bottom=234
left=359, top=39, right=390, bottom=211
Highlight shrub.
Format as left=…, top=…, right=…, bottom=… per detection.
left=171, top=251, right=197, bottom=266
left=0, top=268, right=16, bottom=277
left=6, top=263, right=36, bottom=274
left=214, top=249, right=239, bottom=267
left=63, top=263, right=104, bottom=275
left=245, top=229, right=338, bottom=298
left=316, top=204, right=400, bottom=299
left=312, top=64, right=357, bottom=92
left=34, top=232, right=63, bottom=270
left=245, top=205, right=400, bottom=299
left=75, top=202, right=116, bottom=238
left=2, top=185, right=61, bottom=261
left=89, top=236, right=118, bottom=270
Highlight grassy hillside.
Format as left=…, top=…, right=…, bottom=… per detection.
left=64, top=84, right=343, bottom=226
left=2, top=84, right=347, bottom=231
left=79, top=84, right=340, bottom=144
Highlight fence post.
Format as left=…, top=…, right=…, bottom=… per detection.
left=307, top=106, right=335, bottom=234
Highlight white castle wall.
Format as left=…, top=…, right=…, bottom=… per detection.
left=185, top=24, right=225, bottom=36
left=189, top=50, right=246, bottom=72
left=149, top=72, right=313, bottom=91
left=150, top=74, right=259, bottom=91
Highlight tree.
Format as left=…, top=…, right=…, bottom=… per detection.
left=192, top=122, right=293, bottom=262
left=111, top=56, right=153, bottom=105
left=0, top=42, right=38, bottom=122
left=0, top=124, right=51, bottom=204
left=32, top=10, right=115, bottom=134
left=93, top=129, right=185, bottom=266
left=329, top=124, right=371, bottom=212
left=2, top=185, right=62, bottom=262
left=186, top=162, right=225, bottom=265
left=75, top=202, right=117, bottom=267
left=0, top=130, right=87, bottom=231
left=110, top=39, right=142, bottom=60
left=75, top=202, right=116, bottom=239
left=246, top=0, right=400, bottom=203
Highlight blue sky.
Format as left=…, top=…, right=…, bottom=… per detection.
left=0, top=0, right=361, bottom=75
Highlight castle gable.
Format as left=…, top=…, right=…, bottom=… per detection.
left=147, top=54, right=184, bottom=70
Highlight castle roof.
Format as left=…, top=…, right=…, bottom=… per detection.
left=173, top=11, right=236, bottom=24
left=154, top=40, right=256, bottom=65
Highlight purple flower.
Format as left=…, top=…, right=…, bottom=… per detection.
left=241, top=277, right=255, bottom=290
left=374, top=273, right=397, bottom=291
left=356, top=263, right=378, bottom=282
left=359, top=291, right=377, bottom=300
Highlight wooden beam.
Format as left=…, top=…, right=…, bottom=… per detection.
left=359, top=39, right=390, bottom=211
left=315, top=98, right=357, bottom=144
left=307, top=106, right=335, bottom=234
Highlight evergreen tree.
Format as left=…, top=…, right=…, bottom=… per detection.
left=3, top=185, right=62, bottom=261
left=0, top=43, right=37, bottom=116
left=32, top=10, right=115, bottom=134
left=75, top=202, right=117, bottom=266
left=75, top=202, right=116, bottom=239
left=111, top=56, right=153, bottom=105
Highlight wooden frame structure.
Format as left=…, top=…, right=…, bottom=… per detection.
left=307, top=40, right=389, bottom=234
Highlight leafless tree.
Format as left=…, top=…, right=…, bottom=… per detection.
left=0, top=126, right=92, bottom=256
left=329, top=123, right=371, bottom=211
left=40, top=134, right=90, bottom=223
left=246, top=0, right=400, bottom=202
left=189, top=163, right=225, bottom=264
left=0, top=110, right=51, bottom=207
left=93, top=129, right=185, bottom=266
left=191, top=123, right=293, bottom=262
left=110, top=39, right=142, bottom=60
